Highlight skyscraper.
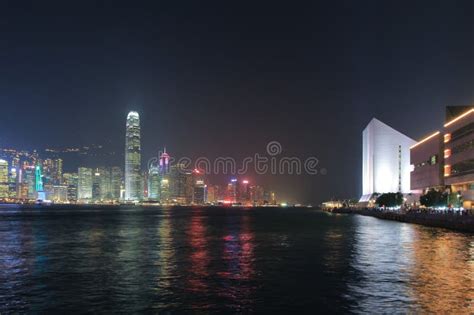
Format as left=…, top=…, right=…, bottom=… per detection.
left=51, top=185, right=68, bottom=203
left=239, top=180, right=250, bottom=204
left=63, top=172, right=78, bottom=202
left=170, top=163, right=188, bottom=204
left=96, top=167, right=113, bottom=201
left=110, top=167, right=123, bottom=201
left=125, top=111, right=142, bottom=201
left=42, top=158, right=63, bottom=185
left=0, top=159, right=9, bottom=198
left=78, top=167, right=93, bottom=201
left=21, top=165, right=36, bottom=200
left=206, top=185, right=218, bottom=203
left=227, top=178, right=238, bottom=203
left=92, top=169, right=102, bottom=201
left=249, top=185, right=264, bottom=205
left=160, top=178, right=170, bottom=203
left=159, top=148, right=170, bottom=176
left=193, top=179, right=206, bottom=204
left=35, top=165, right=46, bottom=201
left=148, top=164, right=160, bottom=201
left=8, top=166, right=17, bottom=199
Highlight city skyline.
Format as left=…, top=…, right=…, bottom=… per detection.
left=1, top=2, right=474, bottom=204
left=0, top=111, right=282, bottom=206
left=0, top=3, right=473, bottom=313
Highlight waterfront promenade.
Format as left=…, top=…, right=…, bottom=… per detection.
left=325, top=208, right=474, bottom=233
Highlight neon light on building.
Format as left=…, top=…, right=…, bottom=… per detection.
left=35, top=165, right=43, bottom=192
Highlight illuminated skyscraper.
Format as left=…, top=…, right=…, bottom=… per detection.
left=92, top=169, right=102, bottom=201
left=42, top=158, right=63, bottom=185
left=97, top=167, right=113, bottom=201
left=239, top=180, right=250, bottom=203
left=193, top=179, right=206, bottom=204
left=8, top=167, right=17, bottom=199
left=160, top=178, right=170, bottom=203
left=207, top=185, right=218, bottom=203
left=125, top=111, right=142, bottom=201
left=35, top=165, right=43, bottom=192
left=250, top=185, right=264, bottom=205
left=227, top=178, right=238, bottom=203
left=159, top=148, right=170, bottom=176
left=270, top=191, right=277, bottom=205
left=0, top=159, right=9, bottom=198
left=110, top=167, right=123, bottom=201
left=35, top=165, right=46, bottom=201
left=51, top=185, right=68, bottom=202
left=78, top=167, right=93, bottom=201
left=63, top=172, right=78, bottom=202
left=170, top=163, right=188, bottom=204
left=148, top=164, right=160, bottom=201
left=21, top=165, right=36, bottom=199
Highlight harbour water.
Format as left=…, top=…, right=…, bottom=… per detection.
left=0, top=206, right=472, bottom=313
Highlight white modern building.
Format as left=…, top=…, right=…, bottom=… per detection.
left=360, top=118, right=416, bottom=202
left=125, top=111, right=142, bottom=201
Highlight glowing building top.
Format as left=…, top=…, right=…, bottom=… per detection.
left=159, top=147, right=170, bottom=176
left=127, top=111, right=139, bottom=119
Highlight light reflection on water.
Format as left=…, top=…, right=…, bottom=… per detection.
left=348, top=215, right=473, bottom=314
left=0, top=207, right=472, bottom=313
left=408, top=227, right=473, bottom=313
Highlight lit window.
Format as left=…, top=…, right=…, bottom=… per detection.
left=444, top=149, right=451, bottom=159
left=444, top=133, right=451, bottom=143
left=444, top=165, right=451, bottom=177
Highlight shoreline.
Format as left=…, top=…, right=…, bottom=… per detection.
left=325, top=208, right=474, bottom=233
left=0, top=203, right=306, bottom=211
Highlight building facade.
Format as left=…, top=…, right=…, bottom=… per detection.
left=21, top=165, right=37, bottom=200
left=0, top=159, right=9, bottom=198
left=193, top=179, right=206, bottom=204
left=410, top=107, right=474, bottom=209
left=250, top=185, right=265, bottom=205
left=148, top=164, right=160, bottom=201
left=160, top=178, right=170, bottom=203
left=8, top=166, right=17, bottom=199
left=227, top=178, right=238, bottom=203
left=125, top=111, right=142, bottom=201
left=159, top=148, right=170, bottom=176
left=78, top=167, right=93, bottom=201
left=169, top=164, right=188, bottom=204
left=51, top=185, right=68, bottom=202
left=63, top=172, right=78, bottom=202
left=360, top=118, right=416, bottom=202
left=443, top=108, right=474, bottom=208
left=410, top=131, right=443, bottom=192
left=110, top=166, right=123, bottom=201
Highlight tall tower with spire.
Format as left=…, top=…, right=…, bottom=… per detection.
left=125, top=111, right=142, bottom=201
left=159, top=147, right=170, bottom=176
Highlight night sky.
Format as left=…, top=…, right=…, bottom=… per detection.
left=1, top=1, right=473, bottom=203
